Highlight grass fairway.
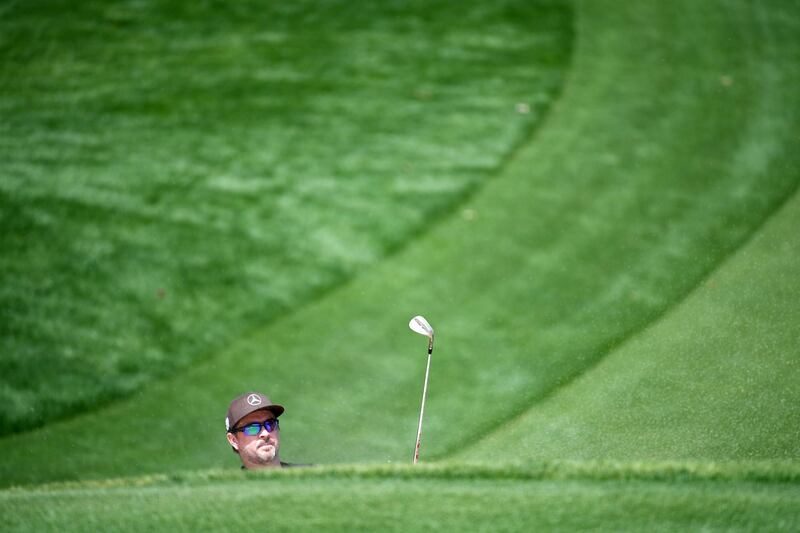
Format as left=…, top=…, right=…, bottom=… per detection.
left=466, top=186, right=800, bottom=461
left=0, top=0, right=798, bottom=489
left=1, top=0, right=799, bottom=529
left=2, top=464, right=799, bottom=531
left=0, top=0, right=572, bottom=435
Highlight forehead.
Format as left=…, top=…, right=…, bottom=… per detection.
left=238, top=409, right=276, bottom=425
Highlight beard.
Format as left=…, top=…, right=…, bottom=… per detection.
left=247, top=440, right=277, bottom=464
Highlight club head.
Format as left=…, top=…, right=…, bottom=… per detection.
left=409, top=315, right=433, bottom=337
left=409, top=315, right=434, bottom=354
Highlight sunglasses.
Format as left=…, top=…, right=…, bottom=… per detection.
left=231, top=419, right=279, bottom=436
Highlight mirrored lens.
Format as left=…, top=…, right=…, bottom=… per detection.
left=240, top=419, right=278, bottom=436
left=242, top=424, right=261, bottom=436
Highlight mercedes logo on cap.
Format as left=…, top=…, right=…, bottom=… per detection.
left=247, top=394, right=262, bottom=406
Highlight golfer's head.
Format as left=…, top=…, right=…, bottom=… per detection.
left=225, top=392, right=284, bottom=468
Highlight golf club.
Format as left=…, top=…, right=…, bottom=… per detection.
left=409, top=315, right=434, bottom=464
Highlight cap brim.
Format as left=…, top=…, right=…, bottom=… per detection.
left=250, top=404, right=284, bottom=419
left=266, top=404, right=285, bottom=417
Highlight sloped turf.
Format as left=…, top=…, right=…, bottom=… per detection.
left=465, top=186, right=800, bottom=460
left=1, top=0, right=799, bottom=494
left=2, top=463, right=799, bottom=531
left=0, top=0, right=572, bottom=435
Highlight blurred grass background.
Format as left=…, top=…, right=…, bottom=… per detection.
left=1, top=0, right=799, bottom=529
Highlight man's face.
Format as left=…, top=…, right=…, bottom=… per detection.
left=227, top=409, right=281, bottom=467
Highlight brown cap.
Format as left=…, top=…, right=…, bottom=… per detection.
left=225, top=392, right=284, bottom=432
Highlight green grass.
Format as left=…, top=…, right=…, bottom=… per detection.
left=465, top=185, right=800, bottom=461
left=7, top=479, right=793, bottom=532
left=1, top=0, right=800, bottom=529
left=0, top=0, right=798, bottom=490
left=0, top=0, right=572, bottom=435
left=3, top=463, right=799, bottom=532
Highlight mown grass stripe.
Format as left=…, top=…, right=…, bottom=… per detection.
left=465, top=181, right=800, bottom=457
left=466, top=186, right=800, bottom=461
left=431, top=0, right=800, bottom=461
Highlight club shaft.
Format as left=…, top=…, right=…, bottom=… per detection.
left=413, top=349, right=433, bottom=464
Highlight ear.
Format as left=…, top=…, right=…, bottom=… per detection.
left=226, top=431, right=239, bottom=451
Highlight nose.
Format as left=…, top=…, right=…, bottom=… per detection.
left=258, top=422, right=276, bottom=439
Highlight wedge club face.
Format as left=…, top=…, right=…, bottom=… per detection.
left=409, top=315, right=434, bottom=354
